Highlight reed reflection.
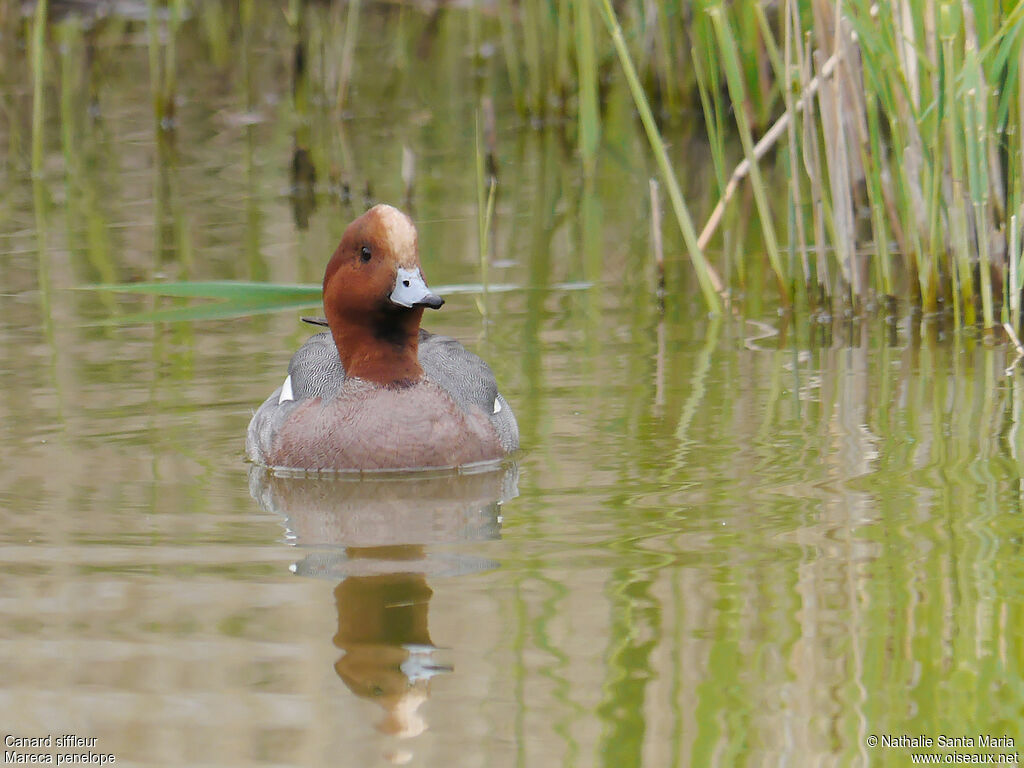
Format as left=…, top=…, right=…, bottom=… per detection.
left=249, top=464, right=517, bottom=742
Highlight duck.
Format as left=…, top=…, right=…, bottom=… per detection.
left=246, top=204, right=519, bottom=471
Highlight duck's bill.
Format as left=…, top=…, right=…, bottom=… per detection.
left=391, top=267, right=444, bottom=309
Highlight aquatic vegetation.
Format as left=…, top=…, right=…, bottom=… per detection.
left=505, top=0, right=1024, bottom=328
left=12, top=0, right=1024, bottom=332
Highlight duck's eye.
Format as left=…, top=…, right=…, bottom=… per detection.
left=360, top=246, right=372, bottom=262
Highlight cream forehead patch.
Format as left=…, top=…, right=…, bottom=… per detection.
left=372, top=204, right=417, bottom=263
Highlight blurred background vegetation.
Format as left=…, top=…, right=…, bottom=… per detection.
left=6, top=0, right=1024, bottom=331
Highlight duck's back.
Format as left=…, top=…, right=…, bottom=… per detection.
left=246, top=330, right=518, bottom=471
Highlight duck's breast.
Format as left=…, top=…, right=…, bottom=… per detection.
left=265, top=379, right=504, bottom=471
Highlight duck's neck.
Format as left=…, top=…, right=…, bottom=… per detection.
left=328, top=308, right=424, bottom=387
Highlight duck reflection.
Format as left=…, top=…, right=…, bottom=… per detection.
left=333, top=554, right=438, bottom=738
left=249, top=464, right=517, bottom=740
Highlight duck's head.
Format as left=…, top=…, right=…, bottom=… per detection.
left=322, top=205, right=444, bottom=386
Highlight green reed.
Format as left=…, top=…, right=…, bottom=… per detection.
left=574, top=0, right=599, bottom=176
left=598, top=0, right=723, bottom=313
left=335, top=0, right=361, bottom=111
left=30, top=0, right=47, bottom=178
left=491, top=0, right=1023, bottom=329
left=708, top=5, right=786, bottom=304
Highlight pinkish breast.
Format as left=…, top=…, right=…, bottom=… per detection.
left=268, top=379, right=504, bottom=471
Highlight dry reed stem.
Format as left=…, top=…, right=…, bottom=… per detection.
left=1012, top=213, right=1021, bottom=332
left=896, top=0, right=919, bottom=110
left=816, top=43, right=857, bottom=297
left=697, top=48, right=842, bottom=251
left=801, top=38, right=831, bottom=296
left=1004, top=323, right=1024, bottom=376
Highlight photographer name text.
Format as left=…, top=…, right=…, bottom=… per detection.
left=879, top=735, right=1015, bottom=749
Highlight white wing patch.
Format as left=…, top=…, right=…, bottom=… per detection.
left=493, top=397, right=501, bottom=414
left=278, top=375, right=295, bottom=404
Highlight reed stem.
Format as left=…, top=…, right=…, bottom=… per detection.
left=30, top=0, right=47, bottom=179
left=598, top=0, right=723, bottom=313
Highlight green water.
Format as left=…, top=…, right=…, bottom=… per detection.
left=1, top=3, right=1023, bottom=766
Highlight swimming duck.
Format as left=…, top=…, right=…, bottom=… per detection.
left=246, top=204, right=519, bottom=471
